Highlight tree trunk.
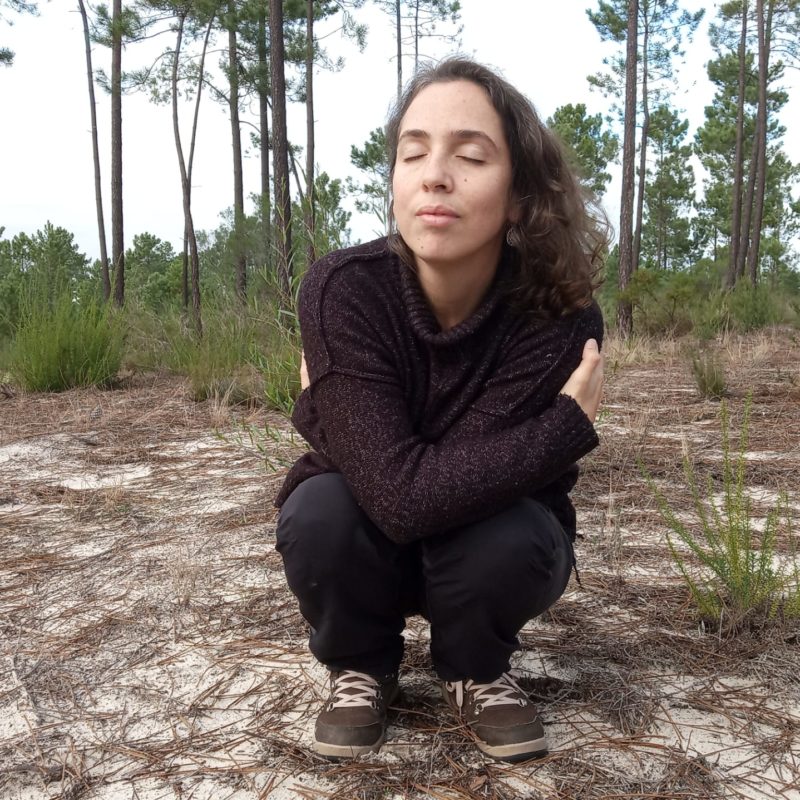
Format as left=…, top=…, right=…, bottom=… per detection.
left=172, top=12, right=202, bottom=335
left=270, top=0, right=293, bottom=301
left=257, top=7, right=271, bottom=268
left=77, top=0, right=110, bottom=302
left=111, top=0, right=124, bottom=307
left=182, top=223, right=189, bottom=308
left=632, top=8, right=649, bottom=273
left=184, top=14, right=213, bottom=315
left=737, top=84, right=760, bottom=282
left=617, top=0, right=638, bottom=339
left=727, top=0, right=748, bottom=290
left=746, top=0, right=772, bottom=286
left=396, top=0, right=402, bottom=100
left=305, top=0, right=316, bottom=267
left=227, top=1, right=247, bottom=303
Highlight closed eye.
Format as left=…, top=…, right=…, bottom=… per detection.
left=458, top=156, right=485, bottom=164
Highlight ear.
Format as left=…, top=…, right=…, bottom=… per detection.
left=508, top=196, right=522, bottom=225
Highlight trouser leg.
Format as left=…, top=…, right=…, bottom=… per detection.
left=275, top=473, right=416, bottom=676
left=421, top=498, right=573, bottom=683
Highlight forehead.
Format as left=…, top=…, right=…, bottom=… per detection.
left=399, top=80, right=506, bottom=142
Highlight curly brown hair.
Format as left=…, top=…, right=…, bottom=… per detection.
left=385, top=56, right=609, bottom=321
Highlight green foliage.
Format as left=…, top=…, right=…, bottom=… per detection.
left=162, top=307, right=266, bottom=405
left=689, top=348, right=726, bottom=399
left=1, top=0, right=38, bottom=66
left=292, top=172, right=352, bottom=273
left=347, top=127, right=390, bottom=236
left=248, top=309, right=302, bottom=416
left=124, top=233, right=182, bottom=310
left=127, top=292, right=302, bottom=413
left=548, top=103, right=618, bottom=197
left=0, top=223, right=93, bottom=338
left=726, top=281, right=780, bottom=332
left=644, top=397, right=800, bottom=631
left=8, top=290, right=123, bottom=392
left=641, top=105, right=696, bottom=271
left=609, top=258, right=798, bottom=338
left=694, top=46, right=800, bottom=274
left=587, top=0, right=704, bottom=122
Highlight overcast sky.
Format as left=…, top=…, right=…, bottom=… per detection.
left=1, top=0, right=797, bottom=260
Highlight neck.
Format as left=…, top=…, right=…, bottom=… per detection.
left=415, top=251, right=501, bottom=331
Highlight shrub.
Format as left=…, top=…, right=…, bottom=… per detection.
left=727, top=282, right=779, bottom=332
left=644, top=397, right=799, bottom=632
left=689, top=348, right=726, bottom=399
left=165, top=306, right=266, bottom=404
left=9, top=292, right=123, bottom=392
left=132, top=297, right=302, bottom=412
left=249, top=307, right=302, bottom=416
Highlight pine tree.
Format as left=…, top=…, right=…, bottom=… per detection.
left=640, top=105, right=695, bottom=271
left=547, top=103, right=618, bottom=198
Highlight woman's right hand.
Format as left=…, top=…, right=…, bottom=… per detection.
left=559, top=338, right=604, bottom=423
left=300, top=350, right=310, bottom=390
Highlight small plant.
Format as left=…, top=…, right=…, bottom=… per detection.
left=251, top=309, right=302, bottom=416
left=689, top=348, right=726, bottom=399
left=9, top=291, right=123, bottom=392
left=644, top=397, right=799, bottom=631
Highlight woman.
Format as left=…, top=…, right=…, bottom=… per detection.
left=275, top=57, right=606, bottom=762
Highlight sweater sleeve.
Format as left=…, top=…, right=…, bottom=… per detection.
left=298, top=263, right=600, bottom=543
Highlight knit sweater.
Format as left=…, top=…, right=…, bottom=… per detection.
left=274, top=238, right=603, bottom=544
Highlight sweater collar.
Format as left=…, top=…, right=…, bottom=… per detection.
left=398, top=253, right=510, bottom=346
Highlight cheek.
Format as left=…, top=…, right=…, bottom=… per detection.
left=391, top=175, right=410, bottom=211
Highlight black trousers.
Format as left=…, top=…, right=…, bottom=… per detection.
left=275, top=473, right=573, bottom=683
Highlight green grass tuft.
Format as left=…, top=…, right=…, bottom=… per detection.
left=9, top=293, right=124, bottom=392
left=689, top=348, right=726, bottom=400
left=643, top=396, right=800, bottom=632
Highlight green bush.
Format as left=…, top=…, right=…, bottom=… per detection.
left=9, top=292, right=124, bottom=392
left=727, top=282, right=779, bottom=332
left=128, top=297, right=302, bottom=411
left=165, top=306, right=264, bottom=404
left=689, top=348, right=726, bottom=399
left=644, top=397, right=799, bottom=632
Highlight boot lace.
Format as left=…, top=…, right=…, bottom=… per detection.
left=327, top=671, right=381, bottom=711
left=446, top=672, right=529, bottom=713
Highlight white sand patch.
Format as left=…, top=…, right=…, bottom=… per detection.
left=59, top=465, right=152, bottom=490
left=743, top=450, right=791, bottom=461
left=163, top=438, right=225, bottom=455
left=0, top=442, right=49, bottom=465
left=0, top=657, right=38, bottom=747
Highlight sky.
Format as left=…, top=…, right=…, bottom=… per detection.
left=0, top=0, right=797, bottom=260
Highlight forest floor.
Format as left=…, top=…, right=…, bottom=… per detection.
left=1, top=329, right=799, bottom=800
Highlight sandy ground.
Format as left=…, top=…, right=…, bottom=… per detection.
left=1, top=330, right=799, bottom=800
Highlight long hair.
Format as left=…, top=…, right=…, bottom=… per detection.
left=385, top=57, right=609, bottom=322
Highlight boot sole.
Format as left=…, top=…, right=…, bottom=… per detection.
left=313, top=734, right=385, bottom=759
left=476, top=736, right=549, bottom=762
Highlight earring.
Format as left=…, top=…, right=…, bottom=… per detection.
left=506, top=226, right=517, bottom=248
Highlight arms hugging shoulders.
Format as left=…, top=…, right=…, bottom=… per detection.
left=274, top=237, right=604, bottom=544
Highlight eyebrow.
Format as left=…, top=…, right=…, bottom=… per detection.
left=398, top=128, right=499, bottom=152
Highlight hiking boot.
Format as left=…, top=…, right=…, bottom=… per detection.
left=314, top=670, right=399, bottom=758
left=442, top=672, right=548, bottom=762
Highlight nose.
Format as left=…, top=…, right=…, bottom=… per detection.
left=421, top=150, right=453, bottom=192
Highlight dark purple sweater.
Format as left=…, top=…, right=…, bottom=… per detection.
left=274, top=238, right=603, bottom=544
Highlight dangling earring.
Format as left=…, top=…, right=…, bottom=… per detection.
left=506, top=226, right=517, bottom=248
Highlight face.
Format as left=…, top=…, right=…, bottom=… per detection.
left=392, top=80, right=517, bottom=276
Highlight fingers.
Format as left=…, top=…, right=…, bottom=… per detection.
left=559, top=338, right=604, bottom=424
left=300, top=351, right=310, bottom=390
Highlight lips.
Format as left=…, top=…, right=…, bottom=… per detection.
left=416, top=205, right=459, bottom=218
